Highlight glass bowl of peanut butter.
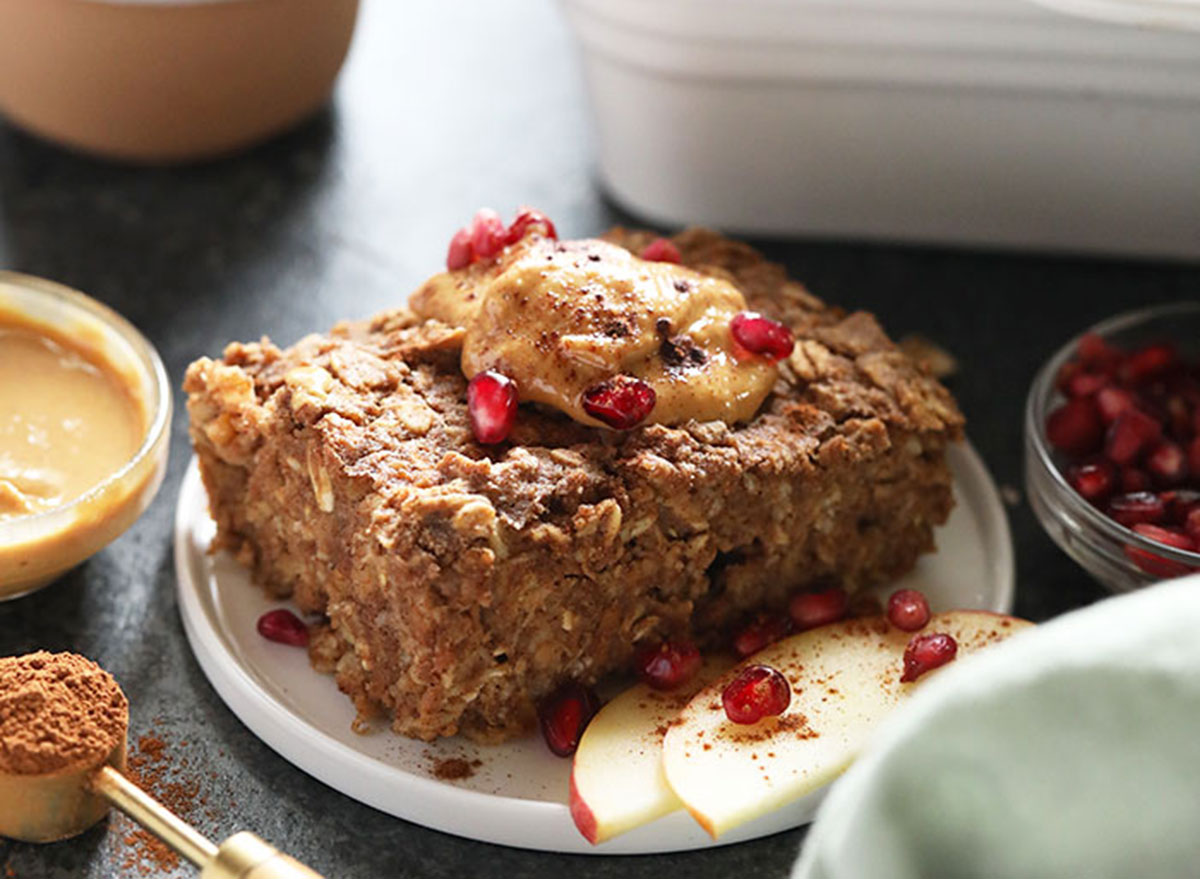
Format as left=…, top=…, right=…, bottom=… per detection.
left=0, top=272, right=170, bottom=600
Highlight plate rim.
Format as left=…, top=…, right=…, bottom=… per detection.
left=174, top=440, right=1014, bottom=854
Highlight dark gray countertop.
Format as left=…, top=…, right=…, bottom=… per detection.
left=1, top=1, right=1198, bottom=876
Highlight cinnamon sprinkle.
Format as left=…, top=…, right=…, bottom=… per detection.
left=428, top=753, right=484, bottom=781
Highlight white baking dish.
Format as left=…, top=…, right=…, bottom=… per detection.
left=559, top=0, right=1200, bottom=259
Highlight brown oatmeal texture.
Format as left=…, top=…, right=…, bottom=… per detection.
left=0, top=651, right=128, bottom=775
left=184, top=227, right=964, bottom=742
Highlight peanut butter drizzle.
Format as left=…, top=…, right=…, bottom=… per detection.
left=410, top=237, right=778, bottom=428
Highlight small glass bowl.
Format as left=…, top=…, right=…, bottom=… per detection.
left=1025, top=302, right=1200, bottom=593
left=0, top=272, right=171, bottom=600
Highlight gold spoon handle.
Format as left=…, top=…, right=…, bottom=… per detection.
left=91, top=766, right=325, bottom=879
left=91, top=764, right=217, bottom=866
left=203, top=831, right=326, bottom=879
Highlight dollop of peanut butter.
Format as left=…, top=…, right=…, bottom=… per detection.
left=410, top=236, right=778, bottom=428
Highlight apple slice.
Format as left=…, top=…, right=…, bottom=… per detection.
left=570, top=657, right=733, bottom=844
left=662, top=611, right=1033, bottom=839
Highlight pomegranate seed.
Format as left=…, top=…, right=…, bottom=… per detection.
left=1046, top=397, right=1103, bottom=457
left=1065, top=460, right=1116, bottom=504
left=1161, top=490, right=1200, bottom=525
left=1165, top=395, right=1193, bottom=441
left=640, top=237, right=681, bottom=263
left=1186, top=508, right=1200, bottom=542
left=789, top=586, right=849, bottom=631
left=1124, top=545, right=1195, bottom=579
left=506, top=207, right=558, bottom=244
left=731, top=312, right=795, bottom=362
left=634, top=640, right=702, bottom=690
left=886, top=589, right=931, bottom=632
left=470, top=208, right=508, bottom=260
left=1121, top=468, right=1151, bottom=493
left=1146, top=441, right=1188, bottom=486
left=1132, top=523, right=1197, bottom=552
left=1063, top=371, right=1109, bottom=398
left=1095, top=386, right=1137, bottom=424
left=448, top=207, right=548, bottom=269
left=538, top=682, right=601, bottom=757
left=732, top=614, right=792, bottom=659
left=1053, top=334, right=1200, bottom=550
left=1104, top=409, right=1162, bottom=465
left=1124, top=524, right=1198, bottom=579
left=581, top=375, right=656, bottom=429
left=1107, top=491, right=1166, bottom=527
left=467, top=371, right=519, bottom=444
left=1055, top=360, right=1083, bottom=394
left=446, top=227, right=474, bottom=270
left=1120, top=343, right=1177, bottom=385
left=900, top=632, right=958, bottom=683
left=256, top=609, right=309, bottom=647
left=1077, top=333, right=1122, bottom=370
left=465, top=369, right=518, bottom=441
left=721, top=665, right=791, bottom=725
left=1138, top=393, right=1169, bottom=426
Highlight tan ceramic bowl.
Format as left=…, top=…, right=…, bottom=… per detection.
left=0, top=0, right=359, bottom=163
left=0, top=273, right=171, bottom=600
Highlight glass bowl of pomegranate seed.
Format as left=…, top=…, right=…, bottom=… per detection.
left=1026, top=302, right=1200, bottom=593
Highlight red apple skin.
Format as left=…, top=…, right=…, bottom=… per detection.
left=569, top=770, right=600, bottom=844
left=568, top=656, right=735, bottom=844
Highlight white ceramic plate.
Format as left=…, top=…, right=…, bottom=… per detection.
left=174, top=442, right=1013, bottom=854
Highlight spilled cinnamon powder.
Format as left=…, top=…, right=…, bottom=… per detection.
left=432, top=757, right=482, bottom=780
left=121, top=734, right=181, bottom=873
left=115, top=730, right=225, bottom=876
left=0, top=651, right=128, bottom=775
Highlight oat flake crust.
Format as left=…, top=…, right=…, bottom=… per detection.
left=184, top=228, right=963, bottom=742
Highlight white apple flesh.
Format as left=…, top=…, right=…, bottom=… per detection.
left=662, top=611, right=1033, bottom=839
left=570, top=657, right=733, bottom=844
